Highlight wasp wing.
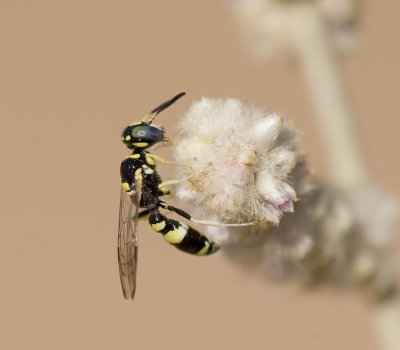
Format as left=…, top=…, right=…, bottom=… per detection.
left=117, top=177, right=142, bottom=300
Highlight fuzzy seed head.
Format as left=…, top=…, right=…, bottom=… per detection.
left=172, top=97, right=397, bottom=298
left=173, top=98, right=307, bottom=225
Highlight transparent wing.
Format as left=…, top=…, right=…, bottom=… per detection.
left=117, top=177, right=142, bottom=300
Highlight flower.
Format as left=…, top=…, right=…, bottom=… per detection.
left=172, top=97, right=397, bottom=299
left=173, top=97, right=309, bottom=225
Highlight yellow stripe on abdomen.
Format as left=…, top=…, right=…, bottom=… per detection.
left=196, top=241, right=210, bottom=256
left=151, top=221, right=166, bottom=232
left=163, top=223, right=188, bottom=244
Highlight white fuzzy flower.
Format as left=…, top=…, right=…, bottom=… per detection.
left=174, top=97, right=306, bottom=225
left=173, top=97, right=397, bottom=299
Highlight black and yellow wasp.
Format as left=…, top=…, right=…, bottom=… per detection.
left=118, top=93, right=219, bottom=300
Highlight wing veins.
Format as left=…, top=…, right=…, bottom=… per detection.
left=117, top=177, right=142, bottom=300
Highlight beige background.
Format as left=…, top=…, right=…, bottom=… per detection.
left=0, top=1, right=399, bottom=349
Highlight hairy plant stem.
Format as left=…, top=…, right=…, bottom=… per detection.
left=372, top=297, right=400, bottom=350
left=286, top=3, right=399, bottom=349
left=287, top=3, right=371, bottom=192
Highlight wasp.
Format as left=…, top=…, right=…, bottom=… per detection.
left=118, top=92, right=219, bottom=300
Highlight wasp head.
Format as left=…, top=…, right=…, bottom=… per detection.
left=121, top=122, right=164, bottom=150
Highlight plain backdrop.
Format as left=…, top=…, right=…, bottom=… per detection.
left=0, top=1, right=399, bottom=349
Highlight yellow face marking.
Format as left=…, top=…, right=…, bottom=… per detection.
left=145, top=154, right=156, bottom=166
left=164, top=224, right=188, bottom=244
left=126, top=190, right=135, bottom=196
left=151, top=221, right=166, bottom=232
left=196, top=241, right=210, bottom=256
left=132, top=142, right=149, bottom=148
left=121, top=136, right=125, bottom=141
left=126, top=153, right=140, bottom=160
left=129, top=121, right=142, bottom=127
left=125, top=135, right=131, bottom=141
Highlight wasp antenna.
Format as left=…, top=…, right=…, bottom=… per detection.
left=151, top=92, right=186, bottom=115
left=143, top=92, right=186, bottom=124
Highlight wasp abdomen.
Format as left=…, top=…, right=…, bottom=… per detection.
left=149, top=211, right=218, bottom=256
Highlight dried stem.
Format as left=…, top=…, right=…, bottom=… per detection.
left=287, top=2, right=371, bottom=192
left=286, top=3, right=399, bottom=349
left=372, top=298, right=400, bottom=350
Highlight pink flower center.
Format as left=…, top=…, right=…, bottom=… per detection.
left=278, top=200, right=291, bottom=211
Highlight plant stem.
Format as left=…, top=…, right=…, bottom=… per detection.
left=372, top=297, right=400, bottom=350
left=286, top=4, right=399, bottom=350
left=287, top=3, right=371, bottom=192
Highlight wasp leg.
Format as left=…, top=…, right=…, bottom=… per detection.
left=157, top=177, right=195, bottom=195
left=158, top=201, right=191, bottom=220
left=158, top=201, right=256, bottom=227
left=190, top=219, right=257, bottom=227
left=145, top=154, right=186, bottom=166
left=157, top=179, right=180, bottom=195
left=138, top=209, right=150, bottom=220
left=149, top=210, right=219, bottom=256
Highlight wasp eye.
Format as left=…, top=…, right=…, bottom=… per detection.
left=133, top=128, right=147, bottom=137
left=131, top=125, right=164, bottom=143
left=121, top=123, right=164, bottom=149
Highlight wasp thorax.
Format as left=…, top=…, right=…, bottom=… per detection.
left=121, top=122, right=164, bottom=149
